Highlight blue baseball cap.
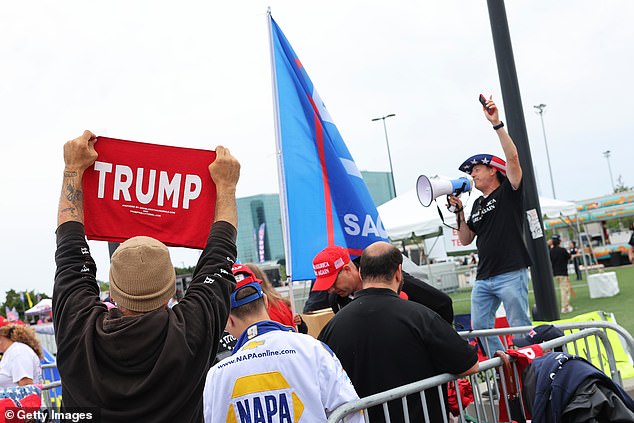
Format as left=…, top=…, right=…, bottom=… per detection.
left=513, top=324, right=564, bottom=348
left=230, top=282, right=264, bottom=310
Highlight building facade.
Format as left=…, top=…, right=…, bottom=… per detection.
left=360, top=170, right=396, bottom=207
left=236, top=194, right=285, bottom=264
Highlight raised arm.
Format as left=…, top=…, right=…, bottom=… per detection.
left=483, top=97, right=522, bottom=190
left=176, top=146, right=240, bottom=349
left=208, top=146, right=240, bottom=228
left=54, top=131, right=101, bottom=361
left=57, top=130, right=98, bottom=226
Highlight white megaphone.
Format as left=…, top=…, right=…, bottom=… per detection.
left=416, top=175, right=472, bottom=207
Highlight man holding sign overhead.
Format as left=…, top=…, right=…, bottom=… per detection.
left=54, top=130, right=240, bottom=422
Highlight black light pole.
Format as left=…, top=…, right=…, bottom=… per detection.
left=487, top=0, right=559, bottom=320
left=372, top=114, right=397, bottom=197
left=534, top=104, right=557, bottom=199
left=108, top=242, right=120, bottom=259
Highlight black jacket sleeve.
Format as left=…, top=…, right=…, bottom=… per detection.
left=296, top=318, right=308, bottom=334
left=301, top=289, right=331, bottom=313
left=329, top=293, right=351, bottom=314
left=171, top=221, right=237, bottom=352
left=402, top=271, right=454, bottom=324
left=53, top=221, right=104, bottom=354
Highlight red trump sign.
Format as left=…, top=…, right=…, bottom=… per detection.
left=83, top=137, right=216, bottom=249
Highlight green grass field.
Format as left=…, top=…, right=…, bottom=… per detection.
left=448, top=264, right=634, bottom=336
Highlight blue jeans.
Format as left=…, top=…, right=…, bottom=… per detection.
left=471, top=268, right=531, bottom=356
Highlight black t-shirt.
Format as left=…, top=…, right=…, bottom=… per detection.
left=318, top=288, right=477, bottom=422
left=302, top=289, right=330, bottom=313
left=549, top=246, right=571, bottom=276
left=467, top=178, right=531, bottom=280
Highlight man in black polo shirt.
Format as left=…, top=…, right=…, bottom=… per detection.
left=448, top=96, right=532, bottom=356
left=549, top=235, right=573, bottom=313
left=318, top=242, right=478, bottom=422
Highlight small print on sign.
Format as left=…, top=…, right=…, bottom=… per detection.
left=526, top=209, right=544, bottom=239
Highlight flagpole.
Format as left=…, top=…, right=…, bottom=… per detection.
left=267, top=9, right=297, bottom=315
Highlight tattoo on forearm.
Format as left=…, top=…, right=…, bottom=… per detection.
left=65, top=183, right=83, bottom=204
left=61, top=207, right=78, bottom=218
left=58, top=172, right=85, bottom=224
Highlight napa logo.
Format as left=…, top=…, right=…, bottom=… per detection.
left=227, top=372, right=304, bottom=423
left=242, top=341, right=265, bottom=350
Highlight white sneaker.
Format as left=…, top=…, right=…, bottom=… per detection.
left=561, top=305, right=574, bottom=313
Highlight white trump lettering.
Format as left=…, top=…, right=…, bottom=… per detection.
left=157, top=171, right=181, bottom=208
left=183, top=174, right=201, bottom=209
left=136, top=168, right=156, bottom=204
left=114, top=165, right=133, bottom=201
left=94, top=161, right=112, bottom=198
left=93, top=161, right=202, bottom=209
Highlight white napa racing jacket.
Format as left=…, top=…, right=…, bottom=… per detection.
left=203, top=323, right=363, bottom=423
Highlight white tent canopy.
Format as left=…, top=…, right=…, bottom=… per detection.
left=25, top=298, right=52, bottom=316
left=378, top=186, right=577, bottom=241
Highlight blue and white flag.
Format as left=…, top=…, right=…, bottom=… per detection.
left=268, top=13, right=388, bottom=281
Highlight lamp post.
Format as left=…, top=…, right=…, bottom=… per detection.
left=603, top=150, right=615, bottom=192
left=371, top=113, right=397, bottom=197
left=533, top=104, right=556, bottom=199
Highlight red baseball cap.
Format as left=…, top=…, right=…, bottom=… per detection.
left=311, top=246, right=351, bottom=291
left=231, top=263, right=262, bottom=289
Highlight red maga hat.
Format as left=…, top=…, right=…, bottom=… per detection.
left=311, top=246, right=351, bottom=291
left=231, top=263, right=262, bottom=289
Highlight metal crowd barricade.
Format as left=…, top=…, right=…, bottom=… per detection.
left=41, top=362, right=62, bottom=411
left=327, top=327, right=623, bottom=423
left=458, top=320, right=634, bottom=386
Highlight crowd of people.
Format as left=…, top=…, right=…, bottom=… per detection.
left=49, top=100, right=487, bottom=421
left=51, top=99, right=440, bottom=422
left=33, top=95, right=630, bottom=422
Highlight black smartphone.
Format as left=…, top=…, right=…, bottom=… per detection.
left=479, top=94, right=493, bottom=114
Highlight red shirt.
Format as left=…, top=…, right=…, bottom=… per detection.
left=267, top=300, right=295, bottom=329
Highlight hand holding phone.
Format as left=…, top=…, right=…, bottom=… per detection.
left=479, top=94, right=494, bottom=115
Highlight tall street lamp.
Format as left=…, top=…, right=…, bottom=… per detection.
left=603, top=150, right=615, bottom=192
left=371, top=113, right=397, bottom=197
left=534, top=104, right=556, bottom=199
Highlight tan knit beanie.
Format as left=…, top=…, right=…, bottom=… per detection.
left=109, top=236, right=176, bottom=313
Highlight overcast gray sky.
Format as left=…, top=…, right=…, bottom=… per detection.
left=1, top=1, right=632, bottom=301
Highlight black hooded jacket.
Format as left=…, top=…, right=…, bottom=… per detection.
left=53, top=221, right=237, bottom=422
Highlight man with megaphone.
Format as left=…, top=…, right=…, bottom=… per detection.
left=447, top=96, right=532, bottom=357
